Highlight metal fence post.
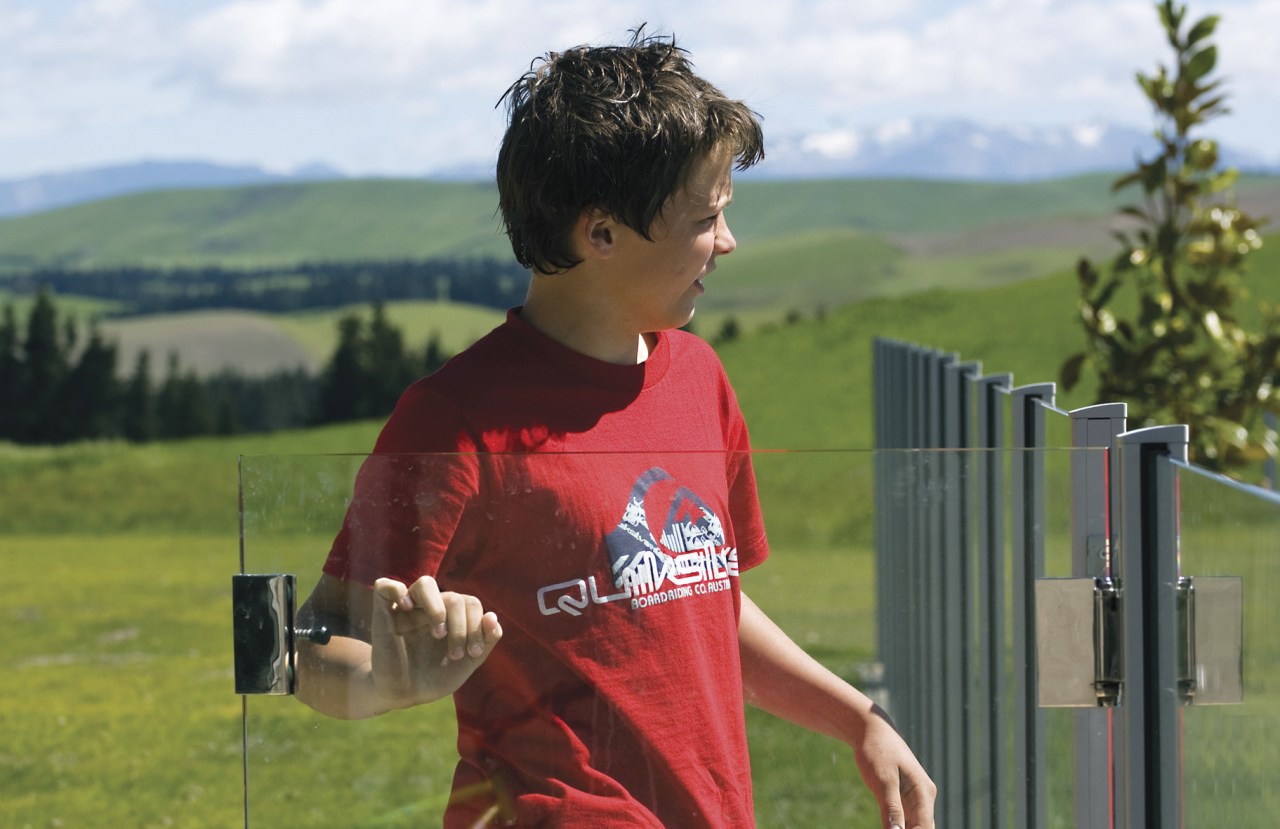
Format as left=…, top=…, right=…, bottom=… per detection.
left=1011, top=383, right=1053, bottom=829
left=1069, top=404, right=1127, bottom=827
left=975, top=373, right=1011, bottom=829
left=925, top=351, right=954, bottom=786
left=943, top=360, right=979, bottom=826
left=1113, top=425, right=1188, bottom=829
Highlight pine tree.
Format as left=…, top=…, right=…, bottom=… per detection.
left=0, top=303, right=20, bottom=440
left=156, top=352, right=213, bottom=439
left=423, top=331, right=447, bottom=376
left=122, top=350, right=157, bottom=442
left=20, top=286, right=69, bottom=443
left=316, top=313, right=368, bottom=423
left=59, top=320, right=122, bottom=440
left=365, top=302, right=416, bottom=415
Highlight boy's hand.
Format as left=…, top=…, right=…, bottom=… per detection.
left=851, top=707, right=936, bottom=829
left=369, top=576, right=503, bottom=708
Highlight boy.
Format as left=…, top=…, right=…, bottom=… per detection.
left=297, top=31, right=935, bottom=829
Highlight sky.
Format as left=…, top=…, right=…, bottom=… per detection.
left=2, top=0, right=1279, bottom=180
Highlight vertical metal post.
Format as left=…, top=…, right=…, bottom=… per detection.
left=906, top=346, right=925, bottom=761
left=873, top=340, right=890, bottom=698
left=874, top=339, right=908, bottom=725
left=925, top=351, right=954, bottom=781
left=943, top=360, right=979, bottom=826
left=1070, top=404, right=1127, bottom=827
left=1011, top=383, right=1053, bottom=829
left=976, top=373, right=1011, bottom=829
left=1113, top=425, right=1188, bottom=829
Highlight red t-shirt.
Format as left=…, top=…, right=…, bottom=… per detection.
left=324, top=309, right=769, bottom=827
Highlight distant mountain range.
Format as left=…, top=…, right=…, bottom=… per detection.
left=1, top=118, right=1276, bottom=218
left=0, top=159, right=343, bottom=219
left=754, top=117, right=1279, bottom=181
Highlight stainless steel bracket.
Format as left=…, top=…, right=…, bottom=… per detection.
left=1036, top=574, right=1242, bottom=708
left=232, top=574, right=330, bottom=695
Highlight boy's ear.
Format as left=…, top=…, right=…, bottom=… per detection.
left=577, top=207, right=616, bottom=259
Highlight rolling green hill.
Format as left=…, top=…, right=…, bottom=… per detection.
left=3, top=173, right=1277, bottom=273
left=2, top=172, right=1276, bottom=382
left=0, top=179, right=513, bottom=269
left=0, top=172, right=1192, bottom=271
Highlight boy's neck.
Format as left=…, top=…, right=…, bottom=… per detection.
left=520, top=287, right=655, bottom=366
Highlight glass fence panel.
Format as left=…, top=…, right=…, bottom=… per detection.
left=1039, top=445, right=1086, bottom=829
left=872, top=444, right=1108, bottom=829
left=1175, top=464, right=1280, bottom=826
left=237, top=448, right=1105, bottom=827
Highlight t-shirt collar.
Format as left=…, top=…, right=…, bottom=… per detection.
left=504, top=307, right=670, bottom=392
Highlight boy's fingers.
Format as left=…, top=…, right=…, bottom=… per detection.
left=895, top=772, right=936, bottom=829
left=881, top=786, right=905, bottom=829
left=481, top=611, right=503, bottom=647
left=904, top=778, right=936, bottom=829
left=406, top=576, right=449, bottom=637
left=373, top=577, right=407, bottom=606
left=444, top=594, right=482, bottom=662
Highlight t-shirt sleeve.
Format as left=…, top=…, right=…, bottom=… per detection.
left=716, top=361, right=769, bottom=573
left=322, top=382, right=482, bottom=587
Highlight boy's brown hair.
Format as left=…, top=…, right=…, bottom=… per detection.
left=496, top=29, right=764, bottom=274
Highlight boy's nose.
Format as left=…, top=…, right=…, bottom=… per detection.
left=715, top=216, right=736, bottom=255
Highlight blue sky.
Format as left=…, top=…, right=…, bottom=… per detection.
left=2, top=0, right=1278, bottom=179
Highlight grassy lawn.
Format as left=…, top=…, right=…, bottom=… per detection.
left=2, top=534, right=244, bottom=828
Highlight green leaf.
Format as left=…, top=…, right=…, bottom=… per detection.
left=1112, top=170, right=1143, bottom=192
left=1060, top=353, right=1087, bottom=391
left=1187, top=15, right=1220, bottom=45
left=1208, top=167, right=1239, bottom=192
left=1185, top=46, right=1217, bottom=83
left=1076, top=257, right=1099, bottom=290
left=1140, top=157, right=1167, bottom=194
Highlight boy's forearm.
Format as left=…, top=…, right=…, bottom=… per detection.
left=737, top=591, right=877, bottom=747
left=295, top=636, right=389, bottom=721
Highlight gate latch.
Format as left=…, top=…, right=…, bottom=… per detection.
left=232, top=574, right=330, bottom=695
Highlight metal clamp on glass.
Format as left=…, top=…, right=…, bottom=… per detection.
left=1035, top=577, right=1123, bottom=708
left=1179, top=575, right=1244, bottom=706
left=1036, top=574, right=1243, bottom=708
left=1092, top=577, right=1123, bottom=707
left=232, top=573, right=330, bottom=695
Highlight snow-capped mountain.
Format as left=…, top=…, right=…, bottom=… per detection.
left=752, top=117, right=1277, bottom=181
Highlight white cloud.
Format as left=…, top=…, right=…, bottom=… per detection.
left=801, top=129, right=861, bottom=159
left=1071, top=122, right=1105, bottom=148
left=1, top=0, right=1278, bottom=177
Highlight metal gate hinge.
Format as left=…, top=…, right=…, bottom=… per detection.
left=1035, top=574, right=1243, bottom=708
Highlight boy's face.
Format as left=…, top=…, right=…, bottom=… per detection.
left=607, top=147, right=736, bottom=332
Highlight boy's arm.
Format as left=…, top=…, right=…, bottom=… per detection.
left=295, top=573, right=502, bottom=720
left=737, top=592, right=935, bottom=829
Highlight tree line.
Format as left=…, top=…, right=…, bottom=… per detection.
left=0, top=288, right=450, bottom=445
left=2, top=256, right=529, bottom=316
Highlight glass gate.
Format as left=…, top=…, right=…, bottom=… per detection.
left=237, top=450, right=908, bottom=827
